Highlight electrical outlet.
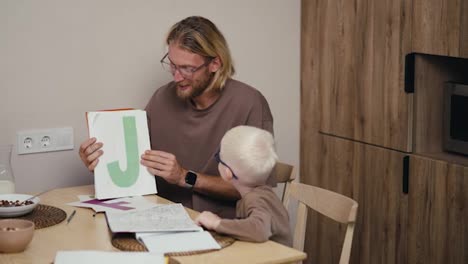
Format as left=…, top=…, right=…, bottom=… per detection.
left=17, top=127, right=74, bottom=155
left=23, top=137, right=33, bottom=149
left=40, top=136, right=51, bottom=147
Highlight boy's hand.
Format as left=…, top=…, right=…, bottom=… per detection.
left=195, top=211, right=221, bottom=230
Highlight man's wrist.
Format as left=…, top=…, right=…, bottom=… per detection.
left=178, top=168, right=188, bottom=187
left=214, top=218, right=221, bottom=229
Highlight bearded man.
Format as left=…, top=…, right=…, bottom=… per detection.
left=79, top=16, right=274, bottom=218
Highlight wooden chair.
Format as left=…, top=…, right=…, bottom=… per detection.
left=284, top=182, right=358, bottom=264
left=271, top=161, right=296, bottom=203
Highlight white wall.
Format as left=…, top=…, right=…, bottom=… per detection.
left=0, top=0, right=300, bottom=193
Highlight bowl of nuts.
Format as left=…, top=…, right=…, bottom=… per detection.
left=0, top=194, right=40, bottom=218
left=0, top=219, right=35, bottom=253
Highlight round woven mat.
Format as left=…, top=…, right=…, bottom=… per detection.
left=17, top=204, right=67, bottom=229
left=111, top=231, right=235, bottom=256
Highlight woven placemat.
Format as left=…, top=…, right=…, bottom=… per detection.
left=111, top=231, right=235, bottom=256
left=17, top=204, right=67, bottom=229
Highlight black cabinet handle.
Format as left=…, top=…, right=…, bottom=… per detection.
left=402, top=155, right=410, bottom=194
left=404, top=53, right=415, bottom=94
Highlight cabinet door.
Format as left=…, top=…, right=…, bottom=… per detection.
left=305, top=134, right=407, bottom=264
left=302, top=0, right=412, bottom=151
left=412, top=0, right=468, bottom=57
left=408, top=156, right=468, bottom=264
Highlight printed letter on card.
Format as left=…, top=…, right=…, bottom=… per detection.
left=87, top=109, right=157, bottom=199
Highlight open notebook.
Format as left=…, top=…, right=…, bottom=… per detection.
left=105, top=203, right=201, bottom=233
left=105, top=203, right=221, bottom=254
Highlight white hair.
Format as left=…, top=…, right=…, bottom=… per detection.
left=220, top=126, right=278, bottom=186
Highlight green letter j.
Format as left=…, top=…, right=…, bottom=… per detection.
left=106, top=116, right=139, bottom=187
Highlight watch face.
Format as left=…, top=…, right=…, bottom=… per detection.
left=185, top=171, right=197, bottom=186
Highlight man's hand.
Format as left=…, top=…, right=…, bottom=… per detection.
left=195, top=211, right=221, bottom=230
left=141, top=150, right=186, bottom=186
left=79, top=137, right=103, bottom=171
left=141, top=150, right=240, bottom=201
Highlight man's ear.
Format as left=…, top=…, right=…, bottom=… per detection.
left=209, top=57, right=222, bottom=73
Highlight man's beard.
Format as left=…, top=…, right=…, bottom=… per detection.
left=176, top=71, right=213, bottom=101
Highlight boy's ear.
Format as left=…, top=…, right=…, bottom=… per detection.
left=223, top=166, right=234, bottom=181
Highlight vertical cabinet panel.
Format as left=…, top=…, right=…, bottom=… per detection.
left=309, top=0, right=412, bottom=151
left=460, top=0, right=468, bottom=57
left=412, top=0, right=468, bottom=57
left=305, top=135, right=407, bottom=264
left=408, top=156, right=468, bottom=264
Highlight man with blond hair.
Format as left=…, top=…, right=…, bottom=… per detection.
left=195, top=126, right=291, bottom=246
left=79, top=16, right=274, bottom=218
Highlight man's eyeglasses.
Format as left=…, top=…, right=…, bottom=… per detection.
left=160, top=53, right=213, bottom=79
left=214, top=150, right=238, bottom=180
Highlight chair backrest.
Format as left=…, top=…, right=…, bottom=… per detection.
left=271, top=161, right=295, bottom=203
left=284, top=182, right=358, bottom=264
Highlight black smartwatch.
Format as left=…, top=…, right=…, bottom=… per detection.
left=184, top=170, right=198, bottom=189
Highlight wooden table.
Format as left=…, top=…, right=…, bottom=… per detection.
left=0, top=185, right=306, bottom=264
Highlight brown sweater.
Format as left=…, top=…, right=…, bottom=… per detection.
left=145, top=78, right=274, bottom=218
left=215, top=185, right=292, bottom=247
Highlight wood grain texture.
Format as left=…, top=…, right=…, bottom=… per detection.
left=300, top=1, right=322, bottom=261
left=302, top=1, right=468, bottom=264
left=412, top=0, right=463, bottom=57
left=408, top=156, right=468, bottom=264
left=301, top=1, right=410, bottom=263
left=310, top=0, right=412, bottom=151
left=304, top=134, right=407, bottom=264
left=460, top=0, right=468, bottom=57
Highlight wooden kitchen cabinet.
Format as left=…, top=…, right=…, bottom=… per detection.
left=304, top=134, right=407, bottom=264
left=408, top=156, right=468, bottom=264
left=301, top=0, right=468, bottom=263
left=412, top=0, right=468, bottom=58
left=304, top=135, right=468, bottom=264
left=304, top=0, right=412, bottom=152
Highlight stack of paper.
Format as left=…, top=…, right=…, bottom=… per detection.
left=67, top=195, right=158, bottom=214
left=136, top=231, right=221, bottom=255
left=105, top=203, right=221, bottom=254
left=105, top=204, right=202, bottom=233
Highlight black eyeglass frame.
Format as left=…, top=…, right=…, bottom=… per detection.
left=214, top=150, right=238, bottom=180
left=160, top=53, right=213, bottom=79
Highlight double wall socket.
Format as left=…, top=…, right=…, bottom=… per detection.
left=17, top=127, right=74, bottom=155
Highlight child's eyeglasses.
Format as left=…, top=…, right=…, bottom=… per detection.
left=214, top=150, right=238, bottom=180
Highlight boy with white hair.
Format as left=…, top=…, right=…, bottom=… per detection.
left=195, top=126, right=292, bottom=246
